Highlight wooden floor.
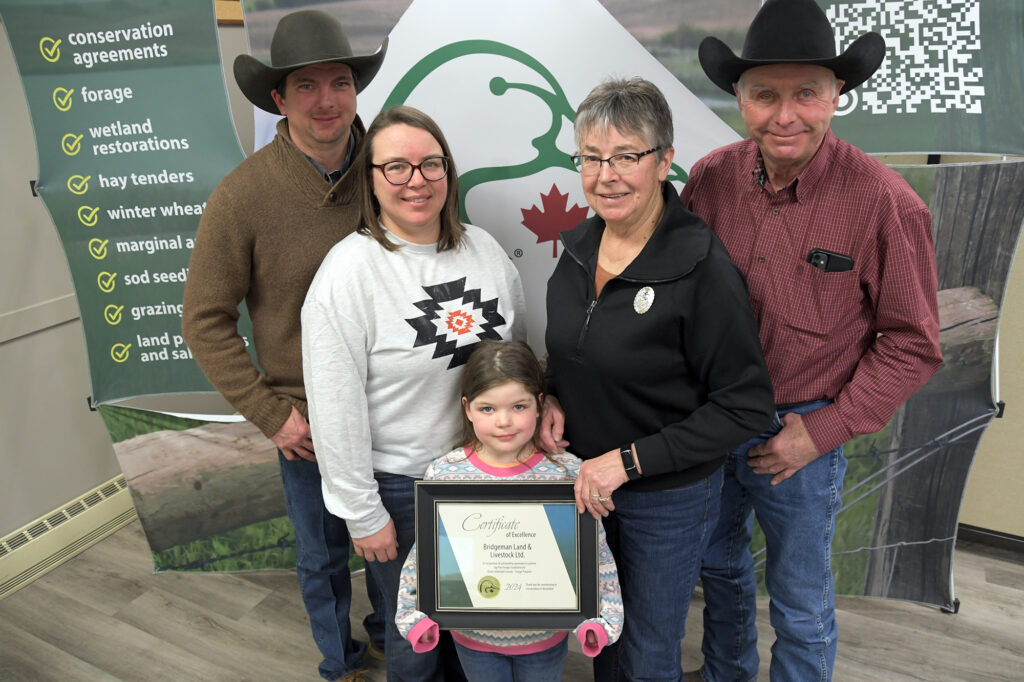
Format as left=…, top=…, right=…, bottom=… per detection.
left=1, top=521, right=1021, bottom=681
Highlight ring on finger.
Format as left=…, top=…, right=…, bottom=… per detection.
left=590, top=492, right=602, bottom=498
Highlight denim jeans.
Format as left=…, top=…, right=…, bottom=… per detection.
left=698, top=400, right=847, bottom=682
left=453, top=639, right=567, bottom=682
left=279, top=452, right=381, bottom=680
left=594, top=468, right=723, bottom=682
left=364, top=474, right=464, bottom=682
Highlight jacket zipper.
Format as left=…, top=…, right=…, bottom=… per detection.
left=561, top=233, right=693, bottom=357
left=576, top=298, right=598, bottom=354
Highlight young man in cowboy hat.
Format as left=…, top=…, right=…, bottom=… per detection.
left=183, top=9, right=388, bottom=681
left=680, top=0, right=941, bottom=679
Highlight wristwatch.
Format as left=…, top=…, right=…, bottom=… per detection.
left=620, top=446, right=642, bottom=480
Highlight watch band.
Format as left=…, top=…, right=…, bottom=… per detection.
left=620, top=446, right=642, bottom=480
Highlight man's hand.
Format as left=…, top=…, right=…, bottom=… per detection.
left=353, top=519, right=398, bottom=562
left=574, top=449, right=629, bottom=519
left=271, top=406, right=316, bottom=462
left=747, top=412, right=821, bottom=485
left=538, top=395, right=569, bottom=454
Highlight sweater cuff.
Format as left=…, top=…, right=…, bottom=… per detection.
left=407, top=618, right=440, bottom=653
left=800, top=403, right=852, bottom=456
left=249, top=395, right=295, bottom=440
left=344, top=504, right=392, bottom=540
left=576, top=623, right=609, bottom=657
left=632, top=434, right=671, bottom=478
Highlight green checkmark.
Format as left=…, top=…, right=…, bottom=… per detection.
left=97, top=271, right=117, bottom=292
left=39, top=37, right=61, bottom=62
left=88, top=238, right=109, bottom=260
left=104, top=304, right=124, bottom=325
left=53, top=87, right=74, bottom=112
left=78, top=206, right=100, bottom=227
left=67, top=174, right=90, bottom=195
left=62, top=133, right=83, bottom=156
left=110, top=343, right=132, bottom=363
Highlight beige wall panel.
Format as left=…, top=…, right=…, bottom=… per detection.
left=0, top=320, right=120, bottom=532
left=0, top=34, right=74, bottom=319
left=961, top=256, right=1024, bottom=537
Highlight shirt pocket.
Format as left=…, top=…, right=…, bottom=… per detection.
left=782, top=266, right=861, bottom=338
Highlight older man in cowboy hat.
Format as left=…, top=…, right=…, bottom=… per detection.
left=183, top=10, right=388, bottom=682
left=680, top=0, right=941, bottom=680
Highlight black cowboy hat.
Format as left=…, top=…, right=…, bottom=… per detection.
left=699, top=0, right=885, bottom=95
left=234, top=9, right=388, bottom=114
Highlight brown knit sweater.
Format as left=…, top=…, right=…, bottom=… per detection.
left=183, top=117, right=365, bottom=438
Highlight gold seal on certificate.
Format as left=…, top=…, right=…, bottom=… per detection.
left=477, top=576, right=500, bottom=598
left=415, top=481, right=599, bottom=630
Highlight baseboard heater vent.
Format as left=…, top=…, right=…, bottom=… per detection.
left=0, top=475, right=137, bottom=600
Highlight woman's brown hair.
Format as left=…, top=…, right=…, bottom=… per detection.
left=354, top=105, right=466, bottom=252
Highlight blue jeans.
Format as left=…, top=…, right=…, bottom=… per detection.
left=595, top=468, right=723, bottom=682
left=364, top=474, right=463, bottom=682
left=279, top=452, right=384, bottom=680
left=698, top=400, right=847, bottom=682
left=454, top=639, right=567, bottom=681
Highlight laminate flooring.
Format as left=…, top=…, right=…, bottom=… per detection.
left=1, top=521, right=1021, bottom=681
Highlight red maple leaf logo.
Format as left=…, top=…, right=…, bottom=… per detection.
left=521, top=184, right=590, bottom=258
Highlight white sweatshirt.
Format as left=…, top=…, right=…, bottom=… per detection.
left=301, top=225, right=527, bottom=537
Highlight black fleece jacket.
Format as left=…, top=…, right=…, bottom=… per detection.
left=545, top=182, right=774, bottom=491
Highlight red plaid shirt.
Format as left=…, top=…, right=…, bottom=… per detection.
left=681, top=130, right=942, bottom=454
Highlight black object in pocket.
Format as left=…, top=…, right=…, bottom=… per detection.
left=807, top=248, right=854, bottom=273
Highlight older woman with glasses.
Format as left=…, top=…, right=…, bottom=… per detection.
left=541, top=77, right=774, bottom=680
left=302, top=105, right=526, bottom=680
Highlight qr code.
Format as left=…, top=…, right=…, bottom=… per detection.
left=828, top=0, right=984, bottom=115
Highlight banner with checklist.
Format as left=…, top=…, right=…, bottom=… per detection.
left=0, top=0, right=247, bottom=403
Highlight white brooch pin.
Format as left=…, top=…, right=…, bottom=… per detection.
left=633, top=286, right=654, bottom=314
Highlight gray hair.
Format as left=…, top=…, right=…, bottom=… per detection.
left=574, top=77, right=673, bottom=162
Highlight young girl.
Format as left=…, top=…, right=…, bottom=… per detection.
left=395, top=340, right=623, bottom=681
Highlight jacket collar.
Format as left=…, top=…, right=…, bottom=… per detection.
left=560, top=181, right=711, bottom=282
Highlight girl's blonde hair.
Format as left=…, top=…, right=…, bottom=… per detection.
left=459, top=341, right=566, bottom=474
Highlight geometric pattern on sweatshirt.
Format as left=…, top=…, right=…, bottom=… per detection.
left=405, top=277, right=508, bottom=369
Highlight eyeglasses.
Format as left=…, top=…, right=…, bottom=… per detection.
left=372, top=156, right=449, bottom=185
left=571, top=147, right=661, bottom=175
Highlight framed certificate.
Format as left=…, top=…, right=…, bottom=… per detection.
left=414, top=480, right=599, bottom=630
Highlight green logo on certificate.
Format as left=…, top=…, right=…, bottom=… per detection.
left=477, top=576, right=501, bottom=598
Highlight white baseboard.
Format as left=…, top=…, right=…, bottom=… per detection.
left=0, top=475, right=137, bottom=600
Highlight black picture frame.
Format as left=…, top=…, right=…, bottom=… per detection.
left=414, top=480, right=599, bottom=630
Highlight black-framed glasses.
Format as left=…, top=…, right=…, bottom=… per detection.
left=372, top=156, right=449, bottom=185
left=571, top=147, right=661, bottom=175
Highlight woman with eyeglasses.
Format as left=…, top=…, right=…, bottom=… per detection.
left=301, top=105, right=526, bottom=679
left=541, top=77, right=774, bottom=680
